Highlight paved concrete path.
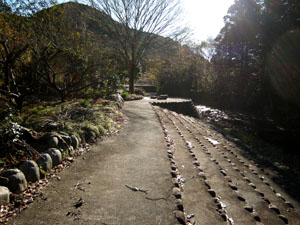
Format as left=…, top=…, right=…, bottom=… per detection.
left=11, top=100, right=178, bottom=225
left=10, top=99, right=300, bottom=225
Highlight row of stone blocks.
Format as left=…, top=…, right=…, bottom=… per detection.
left=0, top=134, right=80, bottom=205
left=151, top=101, right=200, bottom=119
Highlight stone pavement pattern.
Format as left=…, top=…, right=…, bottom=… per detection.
left=11, top=99, right=300, bottom=224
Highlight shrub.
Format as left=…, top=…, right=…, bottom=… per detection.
left=79, top=99, right=89, bottom=108
left=121, top=91, right=129, bottom=99
left=134, top=88, right=146, bottom=96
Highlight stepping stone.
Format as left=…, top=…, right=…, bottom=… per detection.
left=233, top=167, right=240, bottom=172
left=167, top=150, right=173, bottom=155
left=237, top=194, right=246, bottom=202
left=263, top=198, right=271, bottom=204
left=197, top=166, right=204, bottom=172
left=168, top=154, right=174, bottom=159
left=244, top=205, right=253, bottom=212
left=204, top=181, right=211, bottom=189
left=208, top=189, right=216, bottom=197
left=249, top=183, right=256, bottom=189
left=170, top=171, right=177, bottom=178
left=269, top=204, right=280, bottom=214
left=173, top=210, right=186, bottom=224
left=278, top=214, right=288, bottom=224
left=252, top=211, right=261, bottom=222
left=193, top=161, right=200, bottom=166
left=170, top=159, right=176, bottom=165
left=216, top=201, right=227, bottom=209
left=172, top=187, right=182, bottom=199
left=275, top=193, right=285, bottom=201
left=171, top=165, right=177, bottom=171
left=219, top=212, right=228, bottom=221
left=172, top=178, right=179, bottom=188
left=285, top=201, right=294, bottom=208
left=174, top=199, right=184, bottom=211
left=255, top=189, right=264, bottom=197
left=243, top=177, right=251, bottom=183
left=220, top=170, right=227, bottom=176
left=228, top=182, right=238, bottom=190
left=210, top=157, right=216, bottom=162
left=198, top=172, right=207, bottom=180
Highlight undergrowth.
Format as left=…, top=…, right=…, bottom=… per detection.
left=0, top=98, right=124, bottom=168
left=21, top=99, right=123, bottom=141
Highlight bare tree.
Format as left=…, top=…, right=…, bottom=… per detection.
left=90, top=0, right=183, bottom=93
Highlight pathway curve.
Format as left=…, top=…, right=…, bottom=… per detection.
left=11, top=100, right=178, bottom=225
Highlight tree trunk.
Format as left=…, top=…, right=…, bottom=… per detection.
left=129, top=64, right=135, bottom=94
left=15, top=95, right=24, bottom=111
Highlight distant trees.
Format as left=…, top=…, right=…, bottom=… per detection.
left=89, top=0, right=183, bottom=93
left=211, top=0, right=263, bottom=110
left=151, top=0, right=299, bottom=124
left=211, top=0, right=300, bottom=119
left=31, top=5, right=101, bottom=102
left=0, top=0, right=60, bottom=110
left=155, top=44, right=214, bottom=98
left=0, top=1, right=112, bottom=109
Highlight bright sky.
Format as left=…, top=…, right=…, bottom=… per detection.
left=58, top=0, right=234, bottom=42
left=182, top=0, right=235, bottom=42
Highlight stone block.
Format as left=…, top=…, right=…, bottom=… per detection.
left=0, top=186, right=10, bottom=204
left=37, top=153, right=53, bottom=173
left=0, top=169, right=28, bottom=193
left=48, top=136, right=59, bottom=148
left=70, top=135, right=79, bottom=149
left=20, top=160, right=40, bottom=183
left=45, top=148, right=62, bottom=167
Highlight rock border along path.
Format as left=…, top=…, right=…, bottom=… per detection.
left=9, top=99, right=300, bottom=225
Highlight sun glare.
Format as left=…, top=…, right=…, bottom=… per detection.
left=182, top=0, right=235, bottom=42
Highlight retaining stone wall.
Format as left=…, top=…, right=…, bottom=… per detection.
left=151, top=100, right=200, bottom=119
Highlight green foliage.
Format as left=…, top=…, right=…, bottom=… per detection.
left=83, top=88, right=105, bottom=99
left=0, top=1, right=126, bottom=109
left=20, top=99, right=123, bottom=144
left=121, top=91, right=129, bottom=99
left=79, top=99, right=89, bottom=108
left=155, top=44, right=213, bottom=98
